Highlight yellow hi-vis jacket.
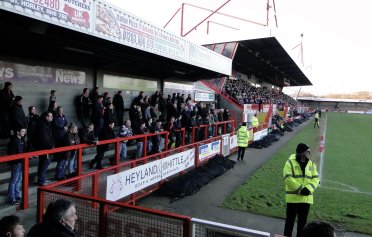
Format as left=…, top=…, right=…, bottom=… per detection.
left=237, top=126, right=249, bottom=147
left=251, top=116, right=259, bottom=127
left=283, top=154, right=319, bottom=204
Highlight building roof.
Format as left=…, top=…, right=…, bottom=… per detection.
left=0, top=9, right=230, bottom=81
left=204, top=37, right=312, bottom=87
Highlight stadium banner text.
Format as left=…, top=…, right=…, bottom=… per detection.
left=0, top=60, right=86, bottom=85
left=0, top=0, right=232, bottom=75
left=106, top=149, right=195, bottom=201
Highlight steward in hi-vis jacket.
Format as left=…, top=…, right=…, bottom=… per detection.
left=237, top=122, right=249, bottom=161
left=283, top=143, right=320, bottom=237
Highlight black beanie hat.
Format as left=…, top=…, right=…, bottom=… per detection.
left=296, top=143, right=309, bottom=154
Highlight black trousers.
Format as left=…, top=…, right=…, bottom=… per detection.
left=237, top=146, right=246, bottom=160
left=284, top=202, right=310, bottom=237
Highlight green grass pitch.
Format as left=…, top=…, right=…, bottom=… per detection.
left=223, top=112, right=372, bottom=234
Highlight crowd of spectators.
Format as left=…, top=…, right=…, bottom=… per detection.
left=0, top=82, right=233, bottom=204
left=221, top=78, right=300, bottom=110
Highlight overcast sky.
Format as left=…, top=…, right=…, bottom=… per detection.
left=106, top=0, right=372, bottom=96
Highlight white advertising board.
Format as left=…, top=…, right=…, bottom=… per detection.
left=230, top=135, right=237, bottom=149
left=106, top=149, right=194, bottom=201
left=198, top=140, right=221, bottom=162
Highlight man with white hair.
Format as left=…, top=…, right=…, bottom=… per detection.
left=28, top=198, right=78, bottom=237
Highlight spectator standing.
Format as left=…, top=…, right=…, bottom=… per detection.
left=237, top=122, right=249, bottom=161
left=90, top=86, right=99, bottom=105
left=26, top=106, right=39, bottom=152
left=150, top=119, right=163, bottom=154
left=103, top=103, right=116, bottom=127
left=6, top=128, right=26, bottom=205
left=113, top=90, right=124, bottom=127
left=135, top=121, right=149, bottom=158
left=0, top=82, right=15, bottom=138
left=49, top=90, right=56, bottom=102
left=47, top=101, right=58, bottom=118
left=0, top=215, right=25, bottom=237
left=89, top=121, right=115, bottom=169
left=79, top=88, right=91, bottom=129
left=283, top=143, right=320, bottom=237
left=10, top=96, right=27, bottom=135
left=32, top=111, right=54, bottom=186
left=92, top=95, right=104, bottom=137
left=117, top=120, right=133, bottom=161
left=66, top=123, right=80, bottom=177
left=80, top=123, right=99, bottom=146
left=28, top=198, right=78, bottom=237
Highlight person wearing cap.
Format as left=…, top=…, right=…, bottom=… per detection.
left=237, top=122, right=249, bottom=161
left=283, top=143, right=320, bottom=237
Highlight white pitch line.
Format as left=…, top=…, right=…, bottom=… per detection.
left=319, top=113, right=327, bottom=186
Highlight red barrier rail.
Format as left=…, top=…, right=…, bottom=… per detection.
left=0, top=120, right=235, bottom=209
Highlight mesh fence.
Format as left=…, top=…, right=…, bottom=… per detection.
left=41, top=191, right=188, bottom=237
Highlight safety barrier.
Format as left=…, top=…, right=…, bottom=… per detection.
left=0, top=120, right=235, bottom=209
left=36, top=131, right=246, bottom=237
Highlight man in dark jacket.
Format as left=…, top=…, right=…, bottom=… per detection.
left=113, top=90, right=124, bottom=127
left=89, top=121, right=115, bottom=169
left=10, top=96, right=27, bottom=135
left=26, top=106, right=39, bottom=152
left=0, top=82, right=15, bottom=138
left=7, top=127, right=26, bottom=205
left=28, top=198, right=77, bottom=237
left=32, top=111, right=54, bottom=185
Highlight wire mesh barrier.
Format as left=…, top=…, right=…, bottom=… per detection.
left=39, top=191, right=191, bottom=237
left=36, top=129, right=275, bottom=237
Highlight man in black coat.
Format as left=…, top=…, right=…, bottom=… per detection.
left=10, top=96, right=27, bottom=135
left=113, top=90, right=124, bottom=127
left=32, top=111, right=54, bottom=185
left=0, top=82, right=14, bottom=138
left=7, top=127, right=26, bottom=205
left=89, top=121, right=115, bottom=169
left=28, top=198, right=77, bottom=237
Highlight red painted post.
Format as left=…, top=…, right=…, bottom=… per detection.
left=77, top=147, right=83, bottom=191
left=192, top=127, right=195, bottom=143
left=98, top=203, right=108, bottom=237
left=92, top=174, right=99, bottom=208
left=37, top=188, right=44, bottom=222
left=21, top=156, right=29, bottom=209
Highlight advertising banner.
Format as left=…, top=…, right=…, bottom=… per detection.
left=230, top=135, right=237, bottom=149
left=0, top=61, right=86, bottom=85
left=194, top=92, right=215, bottom=102
left=198, top=140, right=221, bottom=162
left=221, top=134, right=230, bottom=156
left=1, top=0, right=92, bottom=29
left=106, top=149, right=194, bottom=201
left=0, top=0, right=232, bottom=75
